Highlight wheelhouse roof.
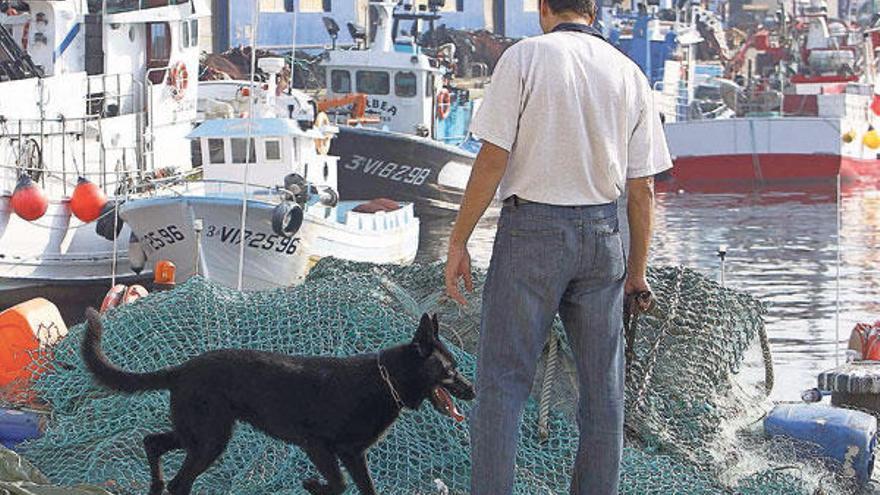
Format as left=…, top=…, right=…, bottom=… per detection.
left=188, top=118, right=316, bottom=140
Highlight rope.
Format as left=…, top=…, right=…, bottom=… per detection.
left=538, top=331, right=560, bottom=442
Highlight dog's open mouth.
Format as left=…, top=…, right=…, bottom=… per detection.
left=430, top=386, right=465, bottom=422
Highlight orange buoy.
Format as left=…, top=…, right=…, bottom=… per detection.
left=154, top=260, right=177, bottom=291
left=0, top=299, right=68, bottom=392
left=70, top=177, right=107, bottom=223
left=10, top=175, right=48, bottom=221
left=100, top=284, right=128, bottom=313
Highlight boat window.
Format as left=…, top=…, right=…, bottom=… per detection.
left=231, top=138, right=258, bottom=164
left=190, top=20, right=199, bottom=47
left=395, top=72, right=418, bottom=98
left=181, top=21, right=190, bottom=50
left=208, top=139, right=225, bottom=164
left=426, top=72, right=435, bottom=97
left=147, top=22, right=172, bottom=84
left=331, top=70, right=352, bottom=94
left=191, top=139, right=203, bottom=167
left=265, top=140, right=282, bottom=161
left=299, top=0, right=331, bottom=12
left=356, top=71, right=390, bottom=95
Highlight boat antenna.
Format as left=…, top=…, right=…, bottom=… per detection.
left=236, top=2, right=261, bottom=291
left=289, top=2, right=298, bottom=94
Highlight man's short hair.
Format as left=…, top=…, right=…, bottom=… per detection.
left=543, top=0, right=597, bottom=18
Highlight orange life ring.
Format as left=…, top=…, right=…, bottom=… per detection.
left=436, top=89, right=452, bottom=120
left=168, top=62, right=190, bottom=101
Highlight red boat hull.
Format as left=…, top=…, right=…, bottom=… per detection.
left=668, top=153, right=880, bottom=184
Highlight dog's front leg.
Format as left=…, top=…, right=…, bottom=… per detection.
left=339, top=451, right=377, bottom=495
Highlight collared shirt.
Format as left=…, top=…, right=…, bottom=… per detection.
left=469, top=29, right=673, bottom=205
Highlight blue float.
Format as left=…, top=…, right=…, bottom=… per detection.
left=765, top=403, right=877, bottom=486
left=0, top=409, right=44, bottom=450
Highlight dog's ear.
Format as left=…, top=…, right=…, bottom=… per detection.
left=432, top=314, right=439, bottom=338
left=412, top=314, right=434, bottom=357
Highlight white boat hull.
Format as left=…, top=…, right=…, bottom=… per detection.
left=120, top=196, right=315, bottom=290
left=307, top=202, right=420, bottom=266
left=0, top=198, right=138, bottom=291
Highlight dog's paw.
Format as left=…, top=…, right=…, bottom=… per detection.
left=302, top=478, right=326, bottom=495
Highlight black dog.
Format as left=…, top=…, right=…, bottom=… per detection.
left=81, top=308, right=475, bottom=495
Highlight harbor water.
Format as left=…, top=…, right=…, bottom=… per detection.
left=4, top=180, right=878, bottom=403
left=420, top=180, right=880, bottom=402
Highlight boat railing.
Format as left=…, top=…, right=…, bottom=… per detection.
left=653, top=81, right=734, bottom=122
left=0, top=140, right=141, bottom=196
left=85, top=73, right=142, bottom=118
left=88, top=0, right=191, bottom=15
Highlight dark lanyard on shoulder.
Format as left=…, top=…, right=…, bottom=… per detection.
left=551, top=22, right=606, bottom=41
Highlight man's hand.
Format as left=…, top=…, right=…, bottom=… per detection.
left=445, top=243, right=474, bottom=306
left=624, top=274, right=653, bottom=311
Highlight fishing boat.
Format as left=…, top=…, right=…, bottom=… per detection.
left=318, top=0, right=477, bottom=216
left=120, top=59, right=420, bottom=290
left=656, top=0, right=880, bottom=187
left=0, top=0, right=205, bottom=293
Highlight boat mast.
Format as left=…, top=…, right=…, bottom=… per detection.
left=289, top=1, right=297, bottom=94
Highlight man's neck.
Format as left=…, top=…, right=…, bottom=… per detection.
left=547, top=14, right=594, bottom=32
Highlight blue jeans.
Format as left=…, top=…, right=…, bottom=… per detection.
left=471, top=201, right=625, bottom=495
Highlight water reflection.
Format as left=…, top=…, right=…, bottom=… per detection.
left=421, top=181, right=880, bottom=401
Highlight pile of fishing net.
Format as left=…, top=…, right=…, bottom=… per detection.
left=12, top=260, right=851, bottom=494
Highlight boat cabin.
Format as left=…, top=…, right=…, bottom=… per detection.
left=189, top=118, right=339, bottom=192
left=321, top=1, right=445, bottom=137
left=0, top=0, right=206, bottom=190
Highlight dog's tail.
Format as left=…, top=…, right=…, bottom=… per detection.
left=81, top=307, right=174, bottom=393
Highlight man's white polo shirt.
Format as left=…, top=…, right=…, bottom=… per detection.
left=470, top=29, right=673, bottom=206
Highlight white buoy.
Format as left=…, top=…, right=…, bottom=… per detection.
left=128, top=233, right=146, bottom=274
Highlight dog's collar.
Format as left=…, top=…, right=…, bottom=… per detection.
left=377, top=352, right=406, bottom=411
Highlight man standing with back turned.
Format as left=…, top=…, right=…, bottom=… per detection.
left=444, top=0, right=672, bottom=493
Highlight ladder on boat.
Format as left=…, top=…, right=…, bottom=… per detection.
left=0, top=23, right=42, bottom=82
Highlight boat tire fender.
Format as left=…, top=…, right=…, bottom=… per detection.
left=320, top=187, right=339, bottom=208
left=95, top=201, right=124, bottom=241
left=272, top=202, right=304, bottom=237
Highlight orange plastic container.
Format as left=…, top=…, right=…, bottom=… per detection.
left=0, top=298, right=67, bottom=388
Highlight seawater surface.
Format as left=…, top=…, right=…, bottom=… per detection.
left=420, top=181, right=880, bottom=401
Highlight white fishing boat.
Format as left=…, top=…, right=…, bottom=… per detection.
left=120, top=59, right=420, bottom=290
left=0, top=0, right=205, bottom=292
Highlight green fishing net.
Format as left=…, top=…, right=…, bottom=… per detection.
left=9, top=260, right=850, bottom=494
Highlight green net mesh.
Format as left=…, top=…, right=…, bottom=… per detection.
left=10, top=260, right=852, bottom=494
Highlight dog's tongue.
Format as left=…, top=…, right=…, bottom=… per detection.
left=433, top=387, right=465, bottom=422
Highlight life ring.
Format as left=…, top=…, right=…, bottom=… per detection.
left=314, top=112, right=332, bottom=155
left=272, top=202, right=304, bottom=238
left=123, top=285, right=149, bottom=305
left=100, top=285, right=128, bottom=313
left=436, top=89, right=452, bottom=120
left=168, top=62, right=190, bottom=101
